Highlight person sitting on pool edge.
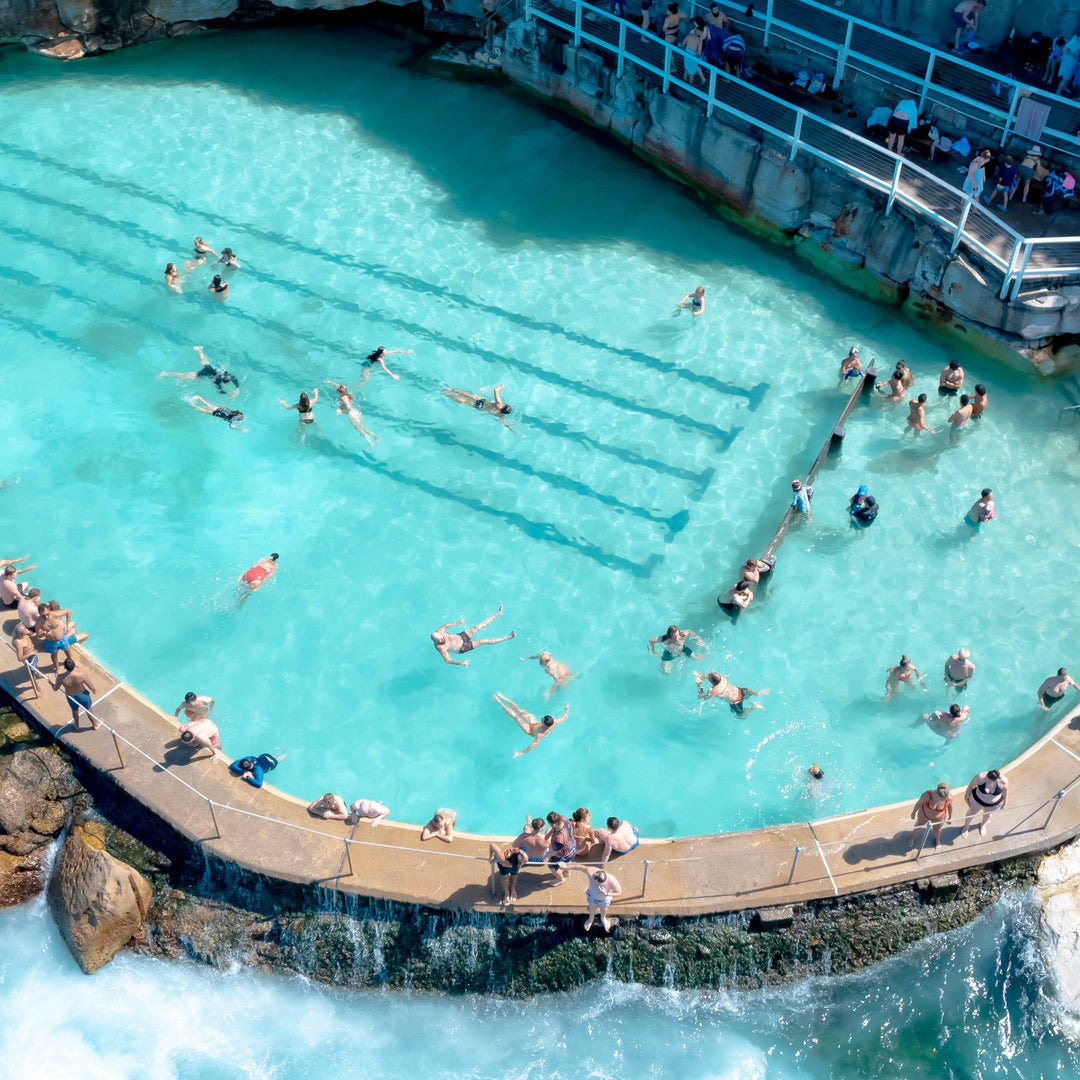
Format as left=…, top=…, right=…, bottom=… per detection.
left=208, top=274, right=229, bottom=300
left=349, top=799, right=390, bottom=826
left=595, top=817, right=640, bottom=864
left=430, top=605, right=515, bottom=666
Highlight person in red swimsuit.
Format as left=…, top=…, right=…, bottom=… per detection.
left=237, top=553, right=278, bottom=607
left=909, top=781, right=952, bottom=850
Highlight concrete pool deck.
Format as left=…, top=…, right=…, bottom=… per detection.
left=4, top=628, right=1080, bottom=918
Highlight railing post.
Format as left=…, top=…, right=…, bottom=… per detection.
left=789, top=110, right=803, bottom=161
left=886, top=155, right=902, bottom=214
left=1010, top=240, right=1034, bottom=300
left=110, top=729, right=126, bottom=769
left=1044, top=789, right=1066, bottom=831
left=706, top=66, right=716, bottom=118
left=787, top=845, right=801, bottom=885
left=207, top=798, right=221, bottom=840
left=617, top=18, right=625, bottom=78
left=999, top=235, right=1024, bottom=300
left=764, top=0, right=773, bottom=47
left=951, top=196, right=972, bottom=252
left=832, top=19, right=852, bottom=91
left=918, top=53, right=935, bottom=114
left=915, top=821, right=933, bottom=860
left=523, top=0, right=530, bottom=19
left=344, top=838, right=356, bottom=877
left=642, top=858, right=650, bottom=896
left=662, top=39, right=671, bottom=94
left=1000, top=83, right=1020, bottom=146
left=573, top=0, right=581, bottom=47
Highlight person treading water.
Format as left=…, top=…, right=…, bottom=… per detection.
left=648, top=624, right=705, bottom=673
left=523, top=651, right=576, bottom=698
left=430, top=605, right=515, bottom=666
left=492, top=694, right=569, bottom=757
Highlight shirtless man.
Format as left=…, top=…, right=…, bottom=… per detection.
left=896, top=361, right=915, bottom=389
left=905, top=393, right=935, bottom=435
left=1038, top=668, right=1080, bottom=711
left=569, top=864, right=623, bottom=932
left=839, top=346, right=862, bottom=381
left=53, top=658, right=98, bottom=730
left=37, top=605, right=88, bottom=672
left=12, top=624, right=38, bottom=672
left=923, top=703, right=970, bottom=738
left=948, top=394, right=973, bottom=428
left=738, top=557, right=771, bottom=584
left=524, top=651, right=575, bottom=698
left=944, top=648, right=976, bottom=691
left=17, top=587, right=41, bottom=629
left=965, top=488, right=996, bottom=528
left=514, top=817, right=551, bottom=861
left=693, top=670, right=769, bottom=716
left=349, top=799, right=390, bottom=826
left=876, top=368, right=907, bottom=401
left=885, top=655, right=926, bottom=700
left=430, top=605, right=515, bottom=666
left=238, top=553, right=278, bottom=606
left=595, top=817, right=640, bottom=864
left=493, top=694, right=569, bottom=757
left=174, top=690, right=215, bottom=722
left=938, top=359, right=965, bottom=395
left=719, top=579, right=754, bottom=611
left=307, top=793, right=349, bottom=820
left=0, top=562, right=37, bottom=606
left=649, top=624, right=705, bottom=673
left=179, top=717, right=221, bottom=756
left=970, top=384, right=988, bottom=418
left=443, top=384, right=513, bottom=423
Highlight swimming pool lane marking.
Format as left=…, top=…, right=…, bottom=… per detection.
left=0, top=144, right=768, bottom=407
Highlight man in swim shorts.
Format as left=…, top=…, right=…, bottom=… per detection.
left=52, top=658, right=98, bottom=730
left=307, top=793, right=350, bottom=820
left=524, top=651, right=576, bottom=698
left=160, top=346, right=240, bottom=396
left=693, top=670, right=768, bottom=715
left=174, top=691, right=215, bottom=722
left=965, top=488, right=996, bottom=528
left=493, top=694, right=570, bottom=757
left=649, top=624, right=705, bottom=673
left=944, top=648, right=975, bottom=691
left=569, top=865, right=623, bottom=931
left=1038, top=668, right=1079, bottom=711
left=237, top=554, right=278, bottom=606
left=430, top=605, right=515, bottom=666
left=0, top=562, right=36, bottom=607
left=595, top=817, right=640, bottom=864
left=938, top=359, right=964, bottom=395
left=514, top=817, right=551, bottom=862
left=37, top=604, right=88, bottom=672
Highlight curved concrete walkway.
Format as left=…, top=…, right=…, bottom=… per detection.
left=4, top=628, right=1080, bottom=917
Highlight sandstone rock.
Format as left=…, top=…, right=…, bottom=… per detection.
left=54, top=0, right=101, bottom=34
left=32, top=37, right=88, bottom=60
left=48, top=822, right=152, bottom=975
left=697, top=120, right=758, bottom=207
left=750, top=150, right=811, bottom=230
left=0, top=745, right=80, bottom=851
left=863, top=211, right=920, bottom=285
left=1037, top=839, right=1080, bottom=1040
left=145, top=0, right=239, bottom=21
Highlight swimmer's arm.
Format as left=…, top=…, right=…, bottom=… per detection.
left=385, top=349, right=413, bottom=356
left=553, top=703, right=570, bottom=726
left=513, top=734, right=545, bottom=757
left=493, top=385, right=505, bottom=410
left=377, top=358, right=399, bottom=380
left=0, top=555, right=30, bottom=568
left=437, top=645, right=467, bottom=666
left=648, top=637, right=662, bottom=655
left=279, top=400, right=298, bottom=410
left=310, top=388, right=319, bottom=405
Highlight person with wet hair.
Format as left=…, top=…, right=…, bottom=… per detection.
left=885, top=655, right=926, bottom=700
left=443, top=383, right=513, bottom=422
left=161, top=346, right=240, bottom=397
left=648, top=624, right=705, bottom=673
left=948, top=394, right=973, bottom=428
left=923, top=702, right=970, bottom=738
left=360, top=345, right=411, bottom=383
left=421, top=808, right=457, bottom=842
left=965, top=488, right=996, bottom=528
left=524, top=650, right=576, bottom=698
left=595, top=816, right=640, bottom=863
left=492, top=694, right=569, bottom=757
left=430, top=605, right=515, bottom=665
left=238, top=553, right=278, bottom=606
left=571, top=807, right=598, bottom=856
left=738, top=557, right=770, bottom=584
left=218, top=247, right=241, bottom=270
left=719, top=578, right=754, bottom=611
left=545, top=811, right=577, bottom=885
left=905, top=393, right=935, bottom=435
left=207, top=274, right=229, bottom=300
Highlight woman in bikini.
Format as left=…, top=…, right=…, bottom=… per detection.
left=885, top=655, right=926, bottom=700
left=524, top=650, right=576, bottom=698
left=960, top=769, right=1008, bottom=838
left=443, top=384, right=513, bottom=423
left=678, top=285, right=706, bottom=315
left=544, top=811, right=578, bottom=885
left=279, top=389, right=319, bottom=433
left=910, top=782, right=952, bottom=849
left=359, top=345, right=410, bottom=384
left=164, top=263, right=182, bottom=292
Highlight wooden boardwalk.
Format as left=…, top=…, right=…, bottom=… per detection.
left=4, top=627, right=1080, bottom=917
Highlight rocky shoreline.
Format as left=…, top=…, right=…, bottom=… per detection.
left=0, top=704, right=1051, bottom=994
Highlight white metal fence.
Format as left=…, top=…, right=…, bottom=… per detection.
left=522, top=0, right=1080, bottom=299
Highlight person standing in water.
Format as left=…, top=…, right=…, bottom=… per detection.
left=649, top=624, right=705, bottom=673
left=948, top=394, right=973, bottom=428
left=237, top=553, right=278, bottom=606
left=207, top=274, right=229, bottom=301
left=359, top=346, right=411, bottom=384
left=189, top=397, right=245, bottom=430
left=325, top=382, right=377, bottom=446
left=492, top=695, right=569, bottom=757
left=905, top=393, right=935, bottom=435
left=430, top=605, right=515, bottom=665
left=938, top=359, right=965, bottom=395
left=839, top=346, right=862, bottom=382
left=965, top=488, right=996, bottom=528
left=218, top=247, right=241, bottom=270
left=790, top=479, right=814, bottom=520
left=876, top=367, right=907, bottom=401
left=279, top=389, right=319, bottom=432
left=164, top=263, right=183, bottom=292
left=944, top=648, right=976, bottom=691
left=1037, top=668, right=1080, bottom=710
left=885, top=655, right=927, bottom=700
left=970, top=384, right=989, bottom=418
left=174, top=691, right=215, bottom=722
left=524, top=651, right=576, bottom=698
left=693, top=670, right=769, bottom=716
left=678, top=286, right=706, bottom=316
left=570, top=865, right=623, bottom=932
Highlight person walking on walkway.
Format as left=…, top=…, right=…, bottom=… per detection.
left=910, top=781, right=952, bottom=849
left=570, top=865, right=623, bottom=931
left=960, top=769, right=1009, bottom=837
left=53, top=658, right=98, bottom=730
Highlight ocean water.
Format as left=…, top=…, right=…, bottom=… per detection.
left=3, top=26, right=1080, bottom=837
left=0, top=892, right=1076, bottom=1079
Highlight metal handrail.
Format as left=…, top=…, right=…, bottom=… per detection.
left=524, top=0, right=1080, bottom=300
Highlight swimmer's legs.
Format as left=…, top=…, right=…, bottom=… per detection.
left=472, top=632, right=516, bottom=648
left=466, top=605, right=504, bottom=636
left=493, top=693, right=533, bottom=732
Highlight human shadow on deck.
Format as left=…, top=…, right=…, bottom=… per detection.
left=0, top=148, right=769, bottom=409
left=840, top=831, right=918, bottom=864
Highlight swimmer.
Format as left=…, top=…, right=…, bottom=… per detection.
left=279, top=389, right=319, bottom=427
left=693, top=670, right=769, bottom=715
left=443, top=384, right=513, bottom=423
left=430, top=605, right=515, bottom=666
left=492, top=694, right=569, bottom=757
left=876, top=367, right=907, bottom=401
left=938, top=358, right=964, bottom=394
left=904, top=393, right=935, bottom=435
left=970, top=384, right=989, bottom=418
left=960, top=769, right=1008, bottom=838
left=839, top=346, right=862, bottom=381
left=944, top=648, right=976, bottom=691
left=218, top=247, right=241, bottom=270
left=965, top=488, right=996, bottom=528
left=948, top=394, right=973, bottom=428
left=52, top=658, right=98, bottom=730
left=896, top=361, right=915, bottom=389
left=808, top=762, right=824, bottom=780
left=164, top=263, right=182, bottom=292
left=738, top=557, right=771, bottom=584
left=174, top=691, right=215, bottom=721
left=189, top=396, right=245, bottom=430
left=595, top=817, right=640, bottom=864
left=1038, top=667, right=1080, bottom=711
left=649, top=624, right=705, bottom=673
left=161, top=346, right=240, bottom=396
left=307, top=793, right=350, bottom=821
left=790, top=478, right=813, bottom=520
left=885, top=655, right=927, bottom=700
left=237, top=553, right=279, bottom=607
left=17, top=588, right=42, bottom=629
left=207, top=274, right=229, bottom=300
left=524, top=651, right=576, bottom=698
left=923, top=703, right=970, bottom=738
left=325, top=382, right=377, bottom=446
left=719, top=579, right=754, bottom=611
left=909, top=782, right=952, bottom=848
left=678, top=285, right=706, bottom=316
left=359, top=345, right=410, bottom=384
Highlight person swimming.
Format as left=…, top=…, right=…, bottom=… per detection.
left=359, top=345, right=410, bottom=383
left=678, top=286, right=706, bottom=316
left=189, top=396, right=245, bottom=429
left=325, top=381, right=377, bottom=446
left=164, top=263, right=182, bottom=292
left=443, top=384, right=513, bottom=421
left=279, top=389, right=319, bottom=426
left=160, top=346, right=240, bottom=396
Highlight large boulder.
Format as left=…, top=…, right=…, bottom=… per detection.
left=144, top=0, right=239, bottom=19
left=48, top=821, right=152, bottom=975
left=1038, top=839, right=1080, bottom=1040
left=0, top=743, right=81, bottom=860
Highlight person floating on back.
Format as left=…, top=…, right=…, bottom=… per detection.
left=430, top=605, right=515, bottom=666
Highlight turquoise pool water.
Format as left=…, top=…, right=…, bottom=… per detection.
left=1, top=893, right=1076, bottom=1078
left=3, top=27, right=1080, bottom=837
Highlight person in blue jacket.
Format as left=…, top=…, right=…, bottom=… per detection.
left=228, top=754, right=279, bottom=788
left=849, top=485, right=879, bottom=527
